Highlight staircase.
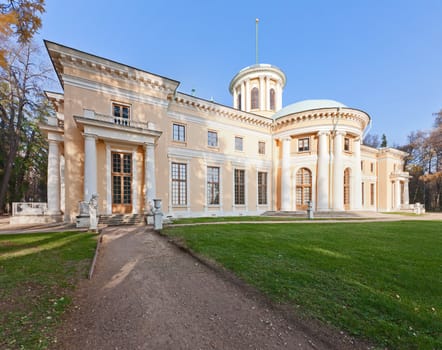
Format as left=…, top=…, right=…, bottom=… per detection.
left=262, top=211, right=361, bottom=218
left=99, top=214, right=145, bottom=226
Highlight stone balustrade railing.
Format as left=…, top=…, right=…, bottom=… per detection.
left=12, top=202, right=48, bottom=216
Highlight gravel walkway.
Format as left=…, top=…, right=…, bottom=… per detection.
left=52, top=226, right=369, bottom=350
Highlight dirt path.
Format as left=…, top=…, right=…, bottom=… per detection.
left=52, top=226, right=369, bottom=350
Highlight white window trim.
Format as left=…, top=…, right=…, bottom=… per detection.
left=172, top=122, right=186, bottom=143
left=207, top=129, right=219, bottom=148
left=256, top=169, right=270, bottom=208
left=232, top=167, right=247, bottom=210
left=168, top=157, right=190, bottom=212
left=235, top=136, right=244, bottom=152
left=205, top=164, right=222, bottom=209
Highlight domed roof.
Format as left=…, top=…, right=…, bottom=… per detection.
left=272, top=99, right=347, bottom=120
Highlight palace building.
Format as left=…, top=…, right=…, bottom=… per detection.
left=40, top=41, right=410, bottom=223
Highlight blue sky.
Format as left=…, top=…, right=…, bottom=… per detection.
left=35, top=0, right=442, bottom=146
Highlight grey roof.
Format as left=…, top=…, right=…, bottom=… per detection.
left=272, top=99, right=347, bottom=119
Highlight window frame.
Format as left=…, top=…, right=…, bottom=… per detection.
left=207, top=166, right=220, bottom=206
left=234, top=136, right=244, bottom=152
left=171, top=162, right=187, bottom=206
left=207, top=130, right=218, bottom=148
left=257, top=171, right=268, bottom=205
left=112, top=102, right=130, bottom=126
left=298, top=137, right=310, bottom=152
left=269, top=88, right=276, bottom=110
left=234, top=169, right=245, bottom=205
left=251, top=87, right=259, bottom=109
left=258, top=141, right=265, bottom=155
left=172, top=123, right=186, bottom=142
left=344, top=137, right=350, bottom=152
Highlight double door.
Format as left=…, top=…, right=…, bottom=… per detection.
left=112, top=152, right=132, bottom=213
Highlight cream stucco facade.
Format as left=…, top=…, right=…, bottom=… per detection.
left=40, top=41, right=410, bottom=223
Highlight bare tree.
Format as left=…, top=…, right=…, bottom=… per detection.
left=0, top=42, right=50, bottom=213
left=363, top=132, right=380, bottom=148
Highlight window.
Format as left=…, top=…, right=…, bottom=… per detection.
left=208, top=130, right=218, bottom=147
left=258, top=172, right=267, bottom=205
left=361, top=161, right=364, bottom=171
left=344, top=137, right=350, bottom=151
left=361, top=182, right=365, bottom=206
left=237, top=93, right=242, bottom=110
left=298, top=137, right=310, bottom=152
left=173, top=123, right=185, bottom=142
left=235, top=136, right=243, bottom=151
left=370, top=183, right=375, bottom=205
left=112, top=152, right=132, bottom=211
left=251, top=87, right=259, bottom=109
left=370, top=162, right=374, bottom=173
left=270, top=88, right=275, bottom=110
left=171, top=162, right=187, bottom=205
left=207, top=167, right=220, bottom=205
left=296, top=168, right=312, bottom=209
left=234, top=169, right=245, bottom=205
left=113, top=103, right=130, bottom=126
left=258, top=141, right=265, bottom=155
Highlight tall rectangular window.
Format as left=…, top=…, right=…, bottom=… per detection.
left=208, top=130, right=218, bottom=147
left=235, top=136, right=243, bottom=151
left=207, top=166, right=220, bottom=205
left=171, top=162, right=187, bottom=205
left=344, top=137, right=350, bottom=151
left=234, top=169, right=245, bottom=205
left=258, top=172, right=267, bottom=205
left=370, top=162, right=374, bottom=173
left=258, top=141, right=265, bottom=155
left=370, top=183, right=375, bottom=205
left=298, top=137, right=310, bottom=152
left=113, top=103, right=130, bottom=126
left=361, top=182, right=364, bottom=206
left=173, top=123, right=186, bottom=142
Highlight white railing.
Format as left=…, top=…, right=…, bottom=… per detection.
left=12, top=202, right=48, bottom=216
left=83, top=110, right=156, bottom=130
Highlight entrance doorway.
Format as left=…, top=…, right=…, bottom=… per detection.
left=112, top=152, right=132, bottom=213
left=296, top=168, right=312, bottom=210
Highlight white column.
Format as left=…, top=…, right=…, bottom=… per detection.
left=276, top=83, right=282, bottom=111
left=395, top=179, right=401, bottom=209
left=47, top=140, right=61, bottom=215
left=281, top=138, right=291, bottom=211
left=265, top=77, right=271, bottom=111
left=60, top=154, right=65, bottom=214
left=84, top=134, right=97, bottom=202
left=233, top=88, right=238, bottom=109
left=332, top=131, right=345, bottom=210
left=144, top=143, right=157, bottom=212
left=259, top=76, right=265, bottom=110
left=352, top=138, right=362, bottom=210
left=240, top=82, right=245, bottom=111
left=404, top=180, right=409, bottom=206
left=317, top=132, right=329, bottom=211
left=245, top=80, right=250, bottom=112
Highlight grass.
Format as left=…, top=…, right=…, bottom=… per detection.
left=164, top=221, right=442, bottom=349
left=170, top=216, right=308, bottom=224
left=169, top=215, right=373, bottom=224
left=0, top=231, right=97, bottom=349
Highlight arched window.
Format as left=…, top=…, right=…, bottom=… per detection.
left=251, top=87, right=259, bottom=109
left=344, top=168, right=351, bottom=210
left=270, top=88, right=276, bottom=110
left=237, top=93, right=242, bottom=110
left=296, top=168, right=312, bottom=210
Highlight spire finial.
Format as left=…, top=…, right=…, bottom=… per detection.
left=255, top=18, right=259, bottom=64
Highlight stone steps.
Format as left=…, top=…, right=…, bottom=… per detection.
left=99, top=214, right=145, bottom=226
left=262, top=211, right=361, bottom=218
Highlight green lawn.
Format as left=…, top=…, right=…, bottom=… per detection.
left=0, top=231, right=97, bottom=349
left=164, top=221, right=442, bottom=349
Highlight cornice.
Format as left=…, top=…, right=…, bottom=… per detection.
left=169, top=93, right=274, bottom=130
left=273, top=108, right=370, bottom=132
left=45, top=41, right=180, bottom=94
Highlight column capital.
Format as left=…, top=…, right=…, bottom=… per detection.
left=317, top=131, right=330, bottom=137
left=143, top=142, right=155, bottom=150
left=335, top=130, right=346, bottom=137
left=83, top=133, right=98, bottom=140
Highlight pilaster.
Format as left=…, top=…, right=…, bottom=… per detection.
left=281, top=138, right=291, bottom=211
left=144, top=142, right=157, bottom=212
left=317, top=131, right=329, bottom=211
left=352, top=138, right=362, bottom=210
